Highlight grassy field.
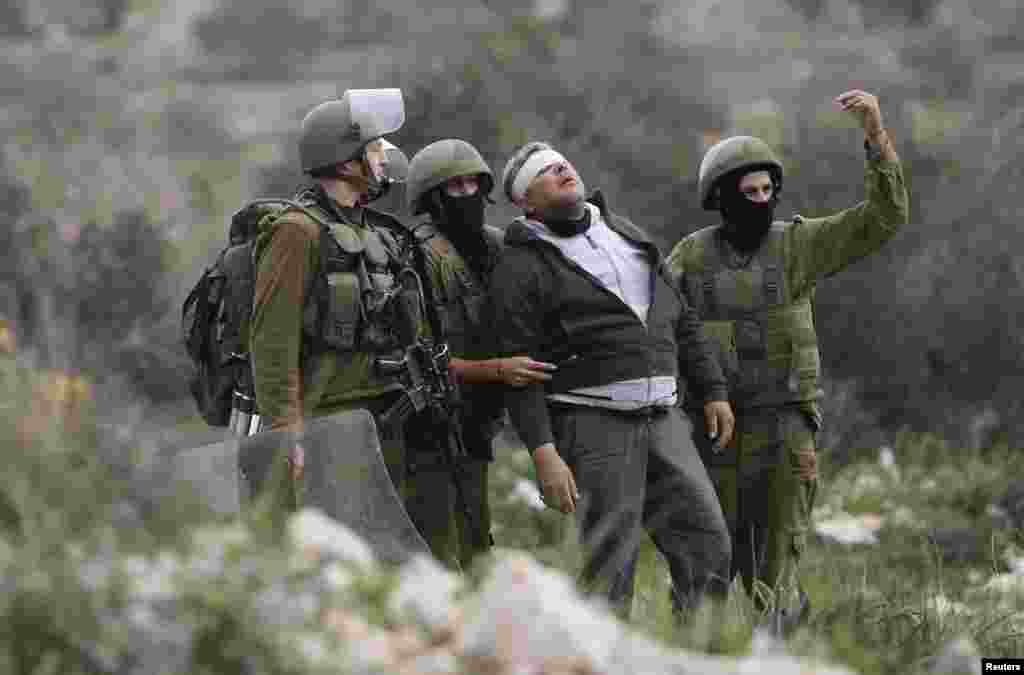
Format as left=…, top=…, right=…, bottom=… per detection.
left=487, top=429, right=1024, bottom=674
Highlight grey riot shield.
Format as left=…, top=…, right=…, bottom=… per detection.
left=238, top=409, right=428, bottom=565
left=170, top=435, right=241, bottom=517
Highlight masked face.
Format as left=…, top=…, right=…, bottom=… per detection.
left=436, top=180, right=491, bottom=273
left=440, top=174, right=486, bottom=229
left=719, top=170, right=778, bottom=252
left=440, top=192, right=486, bottom=233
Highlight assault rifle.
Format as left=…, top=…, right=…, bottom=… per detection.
left=376, top=262, right=477, bottom=541
left=376, top=338, right=462, bottom=448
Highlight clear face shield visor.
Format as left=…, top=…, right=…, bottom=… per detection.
left=341, top=88, right=407, bottom=201
left=344, top=88, right=405, bottom=143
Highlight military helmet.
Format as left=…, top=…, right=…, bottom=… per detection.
left=298, top=88, right=406, bottom=174
left=406, top=139, right=494, bottom=215
left=698, top=136, right=783, bottom=210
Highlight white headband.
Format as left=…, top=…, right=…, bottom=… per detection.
left=510, top=149, right=567, bottom=203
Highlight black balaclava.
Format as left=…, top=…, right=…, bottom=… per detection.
left=541, top=206, right=591, bottom=237
left=434, top=190, right=493, bottom=278
left=718, top=170, right=779, bottom=253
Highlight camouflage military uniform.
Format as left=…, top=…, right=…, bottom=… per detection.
left=247, top=91, right=424, bottom=523
left=401, top=138, right=510, bottom=571
left=405, top=223, right=504, bottom=570
left=250, top=186, right=418, bottom=505
left=666, top=142, right=909, bottom=608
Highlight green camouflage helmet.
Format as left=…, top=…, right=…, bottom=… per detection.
left=406, top=139, right=494, bottom=215
left=299, top=88, right=405, bottom=174
left=698, top=136, right=783, bottom=210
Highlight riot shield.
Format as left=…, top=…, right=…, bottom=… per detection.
left=169, top=434, right=241, bottom=517
left=238, top=409, right=429, bottom=565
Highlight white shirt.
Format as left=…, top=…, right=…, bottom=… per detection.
left=522, top=205, right=677, bottom=409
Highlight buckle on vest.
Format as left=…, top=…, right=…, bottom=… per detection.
left=702, top=277, right=716, bottom=315
left=764, top=266, right=781, bottom=304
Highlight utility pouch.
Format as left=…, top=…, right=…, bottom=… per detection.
left=788, top=345, right=822, bottom=395
left=361, top=299, right=400, bottom=351
left=365, top=272, right=396, bottom=313
left=323, top=272, right=360, bottom=350
left=329, top=224, right=365, bottom=255
left=361, top=228, right=390, bottom=266
left=734, top=318, right=767, bottom=361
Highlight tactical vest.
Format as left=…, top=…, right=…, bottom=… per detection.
left=293, top=204, right=414, bottom=357
left=417, top=223, right=506, bottom=455
left=418, top=224, right=503, bottom=358
left=684, top=222, right=822, bottom=409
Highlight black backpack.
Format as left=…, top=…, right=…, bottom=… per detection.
left=181, top=199, right=326, bottom=426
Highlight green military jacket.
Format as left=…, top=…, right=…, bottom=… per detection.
left=250, top=196, right=412, bottom=430
left=416, top=222, right=505, bottom=456
left=666, top=153, right=909, bottom=414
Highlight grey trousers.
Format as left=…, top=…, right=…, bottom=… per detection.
left=550, top=404, right=731, bottom=619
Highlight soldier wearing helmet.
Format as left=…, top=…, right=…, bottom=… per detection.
left=249, top=89, right=418, bottom=506
left=403, top=138, right=556, bottom=569
left=666, top=89, right=910, bottom=632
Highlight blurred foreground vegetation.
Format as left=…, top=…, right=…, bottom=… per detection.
left=2, top=352, right=1022, bottom=673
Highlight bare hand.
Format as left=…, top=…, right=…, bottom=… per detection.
left=289, top=444, right=305, bottom=481
left=498, top=355, right=558, bottom=387
left=835, top=90, right=884, bottom=139
left=531, top=443, right=578, bottom=513
left=703, top=400, right=735, bottom=453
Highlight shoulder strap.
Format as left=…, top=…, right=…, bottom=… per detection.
left=409, top=222, right=446, bottom=345
left=685, top=227, right=721, bottom=318
left=761, top=224, right=789, bottom=305
left=245, top=198, right=333, bottom=229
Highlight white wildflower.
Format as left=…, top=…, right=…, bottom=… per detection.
left=294, top=632, right=332, bottom=668
left=510, top=479, right=546, bottom=511
left=887, top=506, right=922, bottom=530
left=78, top=557, right=114, bottom=593
left=928, top=594, right=972, bottom=619
left=983, top=573, right=1024, bottom=596
left=127, top=602, right=159, bottom=632
left=131, top=552, right=181, bottom=602
left=287, top=508, right=376, bottom=571
left=814, top=511, right=883, bottom=545
left=321, top=561, right=354, bottom=592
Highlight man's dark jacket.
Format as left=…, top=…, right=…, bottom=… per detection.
left=489, top=191, right=728, bottom=451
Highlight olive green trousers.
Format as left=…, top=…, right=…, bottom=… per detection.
left=695, top=405, right=818, bottom=608
left=405, top=413, right=493, bottom=572
left=406, top=453, right=491, bottom=571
